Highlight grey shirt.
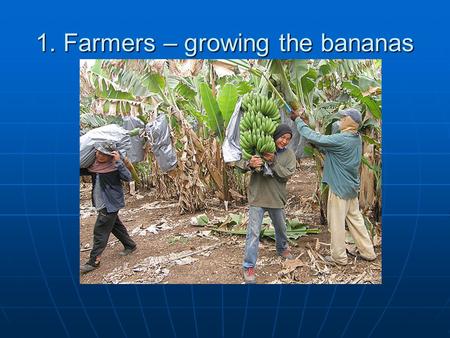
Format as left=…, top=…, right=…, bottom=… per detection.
left=237, top=148, right=296, bottom=208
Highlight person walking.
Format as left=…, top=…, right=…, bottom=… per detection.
left=80, top=142, right=137, bottom=273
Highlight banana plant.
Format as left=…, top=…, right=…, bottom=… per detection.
left=253, top=59, right=382, bottom=221
left=80, top=59, right=381, bottom=216
left=198, top=66, right=240, bottom=206
left=198, top=82, right=239, bottom=141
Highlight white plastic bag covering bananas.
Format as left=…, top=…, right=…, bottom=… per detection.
left=222, top=98, right=242, bottom=163
left=145, top=114, right=177, bottom=173
left=80, top=124, right=131, bottom=168
left=122, top=116, right=145, bottom=163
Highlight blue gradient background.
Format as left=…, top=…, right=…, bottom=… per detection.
left=1, top=1, right=450, bottom=337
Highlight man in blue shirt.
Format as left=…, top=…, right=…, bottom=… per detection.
left=290, top=108, right=376, bottom=265
left=80, top=142, right=137, bottom=273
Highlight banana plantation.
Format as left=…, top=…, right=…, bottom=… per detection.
left=80, top=59, right=382, bottom=284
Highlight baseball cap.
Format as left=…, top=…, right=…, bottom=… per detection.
left=338, top=108, right=362, bottom=125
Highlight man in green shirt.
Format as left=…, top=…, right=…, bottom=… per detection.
left=290, top=108, right=376, bottom=266
left=241, top=124, right=297, bottom=284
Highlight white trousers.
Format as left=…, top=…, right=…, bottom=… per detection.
left=327, top=190, right=376, bottom=264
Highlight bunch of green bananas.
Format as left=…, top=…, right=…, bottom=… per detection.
left=241, top=93, right=281, bottom=123
left=240, top=111, right=277, bottom=135
left=239, top=93, right=280, bottom=160
left=240, top=131, right=276, bottom=160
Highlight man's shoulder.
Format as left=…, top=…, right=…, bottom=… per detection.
left=326, top=132, right=353, bottom=144
left=287, top=147, right=296, bottom=157
left=280, top=148, right=296, bottom=161
left=340, top=132, right=361, bottom=143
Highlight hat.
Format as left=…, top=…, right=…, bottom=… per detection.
left=273, top=124, right=292, bottom=141
left=94, top=141, right=117, bottom=156
left=338, top=108, right=362, bottom=125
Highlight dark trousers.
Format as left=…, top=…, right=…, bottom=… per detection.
left=88, top=209, right=136, bottom=265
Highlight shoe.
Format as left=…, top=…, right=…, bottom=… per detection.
left=80, top=262, right=99, bottom=274
left=346, top=246, right=358, bottom=257
left=324, top=255, right=347, bottom=266
left=347, top=249, right=376, bottom=262
left=243, top=267, right=256, bottom=284
left=279, top=248, right=294, bottom=260
left=359, top=254, right=377, bottom=262
left=119, top=246, right=137, bottom=256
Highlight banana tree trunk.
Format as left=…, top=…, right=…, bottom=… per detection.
left=219, top=141, right=230, bottom=210
left=359, top=143, right=375, bottom=212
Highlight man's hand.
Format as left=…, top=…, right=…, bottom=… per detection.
left=112, top=151, right=121, bottom=161
left=262, top=152, right=275, bottom=162
left=291, top=109, right=310, bottom=125
left=249, top=155, right=263, bottom=169
left=290, top=109, right=301, bottom=121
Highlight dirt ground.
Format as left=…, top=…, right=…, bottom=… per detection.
left=79, top=159, right=382, bottom=284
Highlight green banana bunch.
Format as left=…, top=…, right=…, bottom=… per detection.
left=242, top=93, right=281, bottom=123
left=240, top=128, right=276, bottom=160
left=239, top=111, right=278, bottom=135
left=240, top=92, right=281, bottom=160
left=239, top=93, right=281, bottom=160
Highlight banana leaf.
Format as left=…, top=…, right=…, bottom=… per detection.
left=217, top=83, right=238, bottom=128
left=142, top=73, right=165, bottom=95
left=199, top=82, right=224, bottom=140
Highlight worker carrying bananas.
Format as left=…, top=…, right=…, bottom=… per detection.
left=80, top=142, right=137, bottom=274
left=290, top=108, right=376, bottom=266
left=239, top=124, right=296, bottom=284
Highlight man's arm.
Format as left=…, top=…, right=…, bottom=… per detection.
left=297, top=118, right=340, bottom=148
left=116, top=160, right=132, bottom=182
left=234, top=159, right=251, bottom=172
left=235, top=155, right=263, bottom=173
left=290, top=110, right=341, bottom=149
left=112, top=151, right=132, bottom=182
